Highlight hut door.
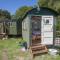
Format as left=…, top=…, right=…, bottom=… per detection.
left=31, top=16, right=41, bottom=46
left=41, top=16, right=53, bottom=45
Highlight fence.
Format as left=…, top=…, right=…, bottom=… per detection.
left=54, top=31, right=60, bottom=47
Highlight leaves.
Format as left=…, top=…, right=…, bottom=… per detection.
left=0, top=9, right=11, bottom=19
left=38, top=0, right=60, bottom=13
left=15, top=6, right=32, bottom=19
left=38, top=0, right=49, bottom=7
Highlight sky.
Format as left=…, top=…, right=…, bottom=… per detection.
left=0, top=0, right=37, bottom=14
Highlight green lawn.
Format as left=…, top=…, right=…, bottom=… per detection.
left=0, top=38, right=24, bottom=60
left=0, top=38, right=60, bottom=60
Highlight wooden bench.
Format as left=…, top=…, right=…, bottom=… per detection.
left=0, top=33, right=8, bottom=40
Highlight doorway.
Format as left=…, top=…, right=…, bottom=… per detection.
left=31, top=16, right=41, bottom=46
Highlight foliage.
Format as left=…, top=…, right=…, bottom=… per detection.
left=0, top=38, right=22, bottom=60
left=38, top=0, right=60, bottom=13
left=0, top=9, right=11, bottom=19
left=15, top=6, right=32, bottom=19
left=56, top=16, right=60, bottom=31
left=11, top=15, right=16, bottom=19
left=38, top=0, right=48, bottom=7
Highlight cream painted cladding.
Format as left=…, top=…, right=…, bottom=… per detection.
left=41, top=16, right=54, bottom=45
left=22, top=16, right=30, bottom=48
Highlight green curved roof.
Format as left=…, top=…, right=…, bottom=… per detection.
left=23, top=7, right=59, bottom=20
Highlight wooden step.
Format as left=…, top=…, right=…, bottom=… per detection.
left=32, top=47, right=46, bottom=51
left=30, top=44, right=48, bottom=57
left=32, top=50, right=47, bottom=54
left=31, top=46, right=46, bottom=51
left=31, top=44, right=45, bottom=49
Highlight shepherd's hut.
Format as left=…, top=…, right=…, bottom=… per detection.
left=22, top=7, right=58, bottom=55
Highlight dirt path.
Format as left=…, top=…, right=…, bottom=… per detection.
left=2, top=49, right=8, bottom=60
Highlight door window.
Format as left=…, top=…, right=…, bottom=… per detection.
left=44, top=19, right=49, bottom=24
left=31, top=16, right=41, bottom=31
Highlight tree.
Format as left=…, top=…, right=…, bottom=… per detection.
left=11, top=15, right=16, bottom=19
left=15, top=6, right=32, bottom=19
left=38, top=0, right=60, bottom=13
left=53, top=1, right=60, bottom=13
left=38, top=0, right=48, bottom=7
left=0, top=9, right=11, bottom=19
left=38, top=0, right=55, bottom=8
left=56, top=16, right=60, bottom=30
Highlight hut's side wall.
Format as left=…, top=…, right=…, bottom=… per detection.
left=0, top=23, right=4, bottom=33
left=22, top=16, right=30, bottom=48
left=9, top=22, right=17, bottom=35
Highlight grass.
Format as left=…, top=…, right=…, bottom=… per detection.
left=34, top=54, right=60, bottom=60
left=0, top=38, right=60, bottom=60
left=0, top=38, right=24, bottom=60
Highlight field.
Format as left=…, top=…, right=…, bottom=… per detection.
left=0, top=38, right=60, bottom=60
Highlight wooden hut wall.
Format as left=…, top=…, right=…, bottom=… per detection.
left=22, top=16, right=30, bottom=47
left=22, top=7, right=59, bottom=48
left=0, top=23, right=4, bottom=33
left=8, top=21, right=17, bottom=35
